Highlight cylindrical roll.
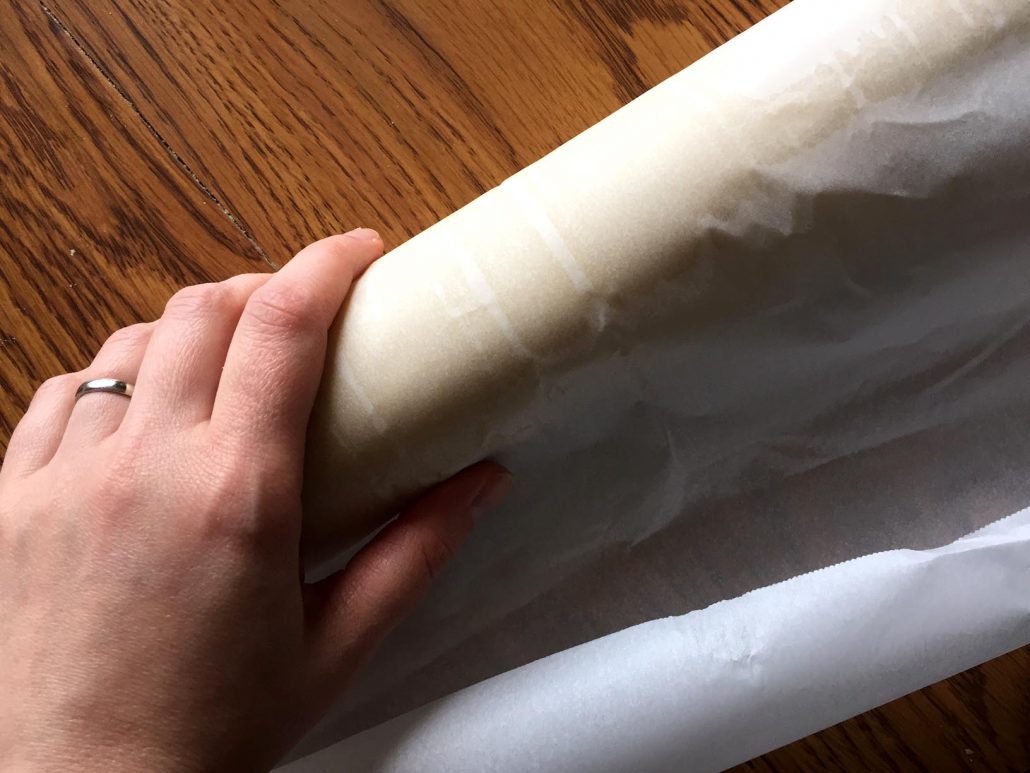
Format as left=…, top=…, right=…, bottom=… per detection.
left=302, top=0, right=1029, bottom=562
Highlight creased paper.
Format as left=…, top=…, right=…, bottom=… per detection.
left=288, top=0, right=1030, bottom=768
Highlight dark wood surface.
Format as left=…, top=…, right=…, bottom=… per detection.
left=0, top=1, right=269, bottom=446
left=1, top=1, right=1026, bottom=769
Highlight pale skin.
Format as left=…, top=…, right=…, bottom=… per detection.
left=0, top=229, right=513, bottom=772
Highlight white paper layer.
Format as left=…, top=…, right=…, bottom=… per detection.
left=304, top=0, right=1030, bottom=557
left=284, top=0, right=1030, bottom=767
left=284, top=510, right=1030, bottom=772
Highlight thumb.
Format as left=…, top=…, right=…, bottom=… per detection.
left=304, top=461, right=512, bottom=688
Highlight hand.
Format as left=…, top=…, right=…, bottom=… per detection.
left=0, top=230, right=512, bottom=772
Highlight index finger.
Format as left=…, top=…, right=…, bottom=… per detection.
left=211, top=230, right=383, bottom=461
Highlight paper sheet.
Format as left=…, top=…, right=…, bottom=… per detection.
left=285, top=511, right=1030, bottom=772
left=286, top=0, right=1030, bottom=768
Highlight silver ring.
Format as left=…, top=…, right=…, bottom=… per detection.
left=75, top=378, right=135, bottom=401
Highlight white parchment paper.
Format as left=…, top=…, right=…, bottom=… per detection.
left=285, top=0, right=1030, bottom=768
left=287, top=511, right=1029, bottom=772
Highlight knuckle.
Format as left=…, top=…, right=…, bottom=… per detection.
left=35, top=373, right=78, bottom=401
left=99, top=323, right=150, bottom=353
left=163, top=283, right=229, bottom=322
left=244, top=285, right=316, bottom=336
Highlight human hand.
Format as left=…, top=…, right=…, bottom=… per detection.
left=0, top=230, right=512, bottom=772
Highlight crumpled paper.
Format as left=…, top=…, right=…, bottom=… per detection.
left=285, top=0, right=1030, bottom=768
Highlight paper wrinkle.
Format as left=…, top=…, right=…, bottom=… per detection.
left=290, top=0, right=1030, bottom=767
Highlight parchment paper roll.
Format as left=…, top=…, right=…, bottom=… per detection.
left=280, top=0, right=1030, bottom=766
left=302, top=0, right=1030, bottom=562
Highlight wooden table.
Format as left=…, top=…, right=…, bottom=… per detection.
left=1, top=1, right=1026, bottom=769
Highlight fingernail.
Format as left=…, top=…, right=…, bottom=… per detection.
left=345, top=227, right=380, bottom=241
left=471, top=470, right=513, bottom=519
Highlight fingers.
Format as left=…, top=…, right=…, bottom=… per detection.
left=211, top=230, right=383, bottom=462
left=125, top=274, right=271, bottom=428
left=5, top=227, right=380, bottom=483
left=2, top=318, right=151, bottom=475
left=1, top=372, right=84, bottom=478
left=57, top=323, right=154, bottom=450
left=304, top=462, right=512, bottom=686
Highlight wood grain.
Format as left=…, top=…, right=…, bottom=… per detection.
left=43, top=0, right=786, bottom=255
left=0, top=1, right=268, bottom=451
left=2, top=0, right=1027, bottom=769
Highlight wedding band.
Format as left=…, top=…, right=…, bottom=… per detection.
left=75, top=378, right=135, bottom=401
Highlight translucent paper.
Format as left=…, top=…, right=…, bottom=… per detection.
left=286, top=0, right=1030, bottom=768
